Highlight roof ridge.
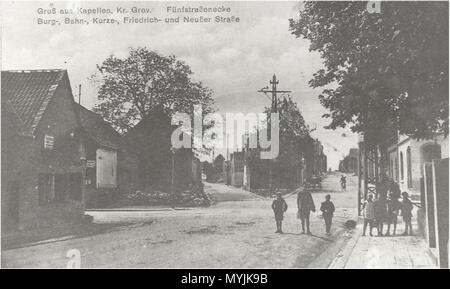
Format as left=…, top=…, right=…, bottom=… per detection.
left=2, top=69, right=66, bottom=73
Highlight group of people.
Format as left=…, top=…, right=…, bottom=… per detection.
left=362, top=190, right=414, bottom=237
left=271, top=188, right=335, bottom=235
left=271, top=177, right=415, bottom=237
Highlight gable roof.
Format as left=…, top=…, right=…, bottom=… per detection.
left=1, top=97, right=30, bottom=137
left=75, top=104, right=121, bottom=150
left=1, top=69, right=67, bottom=134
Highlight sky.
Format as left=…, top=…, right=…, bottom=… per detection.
left=1, top=0, right=359, bottom=170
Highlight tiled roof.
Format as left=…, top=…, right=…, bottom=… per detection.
left=1, top=98, right=30, bottom=137
left=75, top=104, right=121, bottom=150
left=1, top=70, right=66, bottom=133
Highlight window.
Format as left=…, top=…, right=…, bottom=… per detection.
left=44, top=134, right=54, bottom=150
left=390, top=159, right=393, bottom=178
left=400, top=152, right=404, bottom=181
left=407, top=147, right=412, bottom=188
left=394, top=157, right=399, bottom=181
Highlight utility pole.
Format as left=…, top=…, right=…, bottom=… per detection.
left=258, top=74, right=292, bottom=195
left=258, top=74, right=292, bottom=114
left=78, top=84, right=82, bottom=105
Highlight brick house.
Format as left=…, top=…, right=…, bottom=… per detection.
left=75, top=104, right=122, bottom=208
left=1, top=70, right=87, bottom=231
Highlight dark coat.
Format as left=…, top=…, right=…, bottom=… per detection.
left=272, top=198, right=288, bottom=220
left=373, top=199, right=387, bottom=220
left=297, top=191, right=315, bottom=213
left=320, top=201, right=335, bottom=217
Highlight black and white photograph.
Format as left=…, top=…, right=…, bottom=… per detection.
left=0, top=0, right=448, bottom=272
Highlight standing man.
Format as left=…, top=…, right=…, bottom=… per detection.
left=297, top=188, right=316, bottom=235
left=373, top=194, right=387, bottom=236
left=320, top=194, right=335, bottom=235
left=272, top=192, right=288, bottom=233
left=385, top=192, right=401, bottom=236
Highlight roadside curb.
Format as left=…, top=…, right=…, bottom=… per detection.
left=327, top=213, right=361, bottom=269
left=328, top=226, right=361, bottom=268
left=307, top=209, right=359, bottom=268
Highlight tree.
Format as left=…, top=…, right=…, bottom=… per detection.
left=264, top=97, right=311, bottom=189
left=289, top=1, right=448, bottom=142
left=289, top=1, right=448, bottom=193
left=91, top=47, right=214, bottom=133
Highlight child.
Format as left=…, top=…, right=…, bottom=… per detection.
left=272, top=192, right=288, bottom=233
left=401, top=192, right=414, bottom=235
left=362, top=194, right=375, bottom=236
left=386, top=193, right=401, bottom=236
left=373, top=195, right=387, bottom=236
left=320, top=194, right=335, bottom=235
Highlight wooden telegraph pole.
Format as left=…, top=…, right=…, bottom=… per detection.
left=258, top=75, right=291, bottom=195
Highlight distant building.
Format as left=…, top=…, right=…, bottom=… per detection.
left=230, top=151, right=244, bottom=187
left=1, top=70, right=86, bottom=230
left=242, top=133, right=326, bottom=193
left=339, top=148, right=358, bottom=174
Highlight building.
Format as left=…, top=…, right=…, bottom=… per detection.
left=358, top=132, right=448, bottom=267
left=230, top=151, right=244, bottom=187
left=242, top=133, right=326, bottom=193
left=122, top=110, right=201, bottom=192
left=339, top=148, right=358, bottom=174
left=387, top=133, right=449, bottom=267
left=1, top=70, right=86, bottom=230
left=75, top=104, right=121, bottom=208
left=387, top=134, right=448, bottom=201
left=303, top=137, right=328, bottom=179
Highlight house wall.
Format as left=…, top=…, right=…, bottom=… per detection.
left=394, top=135, right=448, bottom=201
left=9, top=78, right=85, bottom=230
left=1, top=112, right=34, bottom=231
left=118, top=150, right=139, bottom=194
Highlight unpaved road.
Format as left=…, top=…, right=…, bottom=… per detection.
left=2, top=172, right=357, bottom=268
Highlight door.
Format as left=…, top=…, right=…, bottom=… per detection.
left=69, top=173, right=83, bottom=201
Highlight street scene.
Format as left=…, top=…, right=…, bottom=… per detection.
left=2, top=173, right=357, bottom=268
left=1, top=1, right=448, bottom=269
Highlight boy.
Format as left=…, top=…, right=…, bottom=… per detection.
left=373, top=194, right=387, bottom=236
left=272, top=192, right=288, bottom=233
left=401, top=192, right=414, bottom=235
left=320, top=194, right=335, bottom=235
left=362, top=194, right=375, bottom=236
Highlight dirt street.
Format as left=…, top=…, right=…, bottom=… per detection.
left=2, top=172, right=357, bottom=268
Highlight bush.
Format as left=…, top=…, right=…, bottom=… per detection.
left=122, top=186, right=210, bottom=207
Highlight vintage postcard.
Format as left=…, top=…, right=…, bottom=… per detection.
left=0, top=0, right=448, bottom=272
